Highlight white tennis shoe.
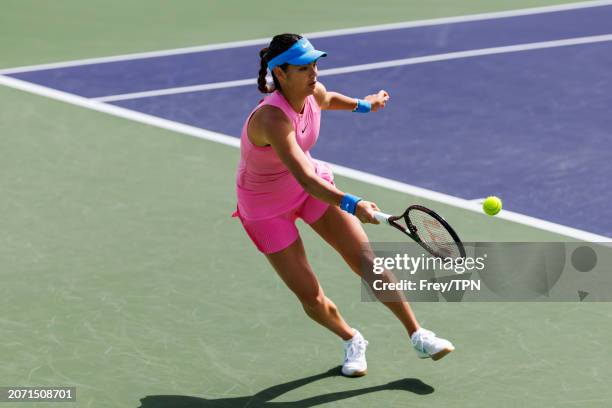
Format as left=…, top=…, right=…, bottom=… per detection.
left=411, top=328, right=455, bottom=361
left=341, top=329, right=368, bottom=377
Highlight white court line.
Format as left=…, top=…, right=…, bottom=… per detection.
left=94, top=34, right=612, bottom=102
left=1, top=0, right=612, bottom=75
left=95, top=78, right=257, bottom=102
left=1, top=74, right=610, bottom=242
left=0, top=76, right=239, bottom=148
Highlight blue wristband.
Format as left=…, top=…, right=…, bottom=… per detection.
left=340, top=194, right=362, bottom=215
left=353, top=99, right=371, bottom=113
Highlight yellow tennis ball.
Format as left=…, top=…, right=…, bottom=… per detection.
left=483, top=196, right=502, bottom=216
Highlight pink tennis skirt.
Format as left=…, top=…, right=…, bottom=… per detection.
left=233, top=191, right=330, bottom=254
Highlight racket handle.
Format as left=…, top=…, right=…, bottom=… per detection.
left=374, top=211, right=392, bottom=224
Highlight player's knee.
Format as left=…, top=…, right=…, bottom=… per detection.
left=361, top=250, right=376, bottom=267
left=349, top=249, right=376, bottom=275
left=359, top=251, right=382, bottom=283
left=300, top=290, right=326, bottom=310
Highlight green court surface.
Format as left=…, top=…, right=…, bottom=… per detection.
left=2, top=1, right=611, bottom=407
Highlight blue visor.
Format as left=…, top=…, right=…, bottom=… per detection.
left=267, top=38, right=327, bottom=70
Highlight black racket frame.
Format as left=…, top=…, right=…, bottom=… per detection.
left=386, top=205, right=466, bottom=259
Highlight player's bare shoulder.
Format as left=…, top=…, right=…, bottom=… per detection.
left=248, top=105, right=293, bottom=146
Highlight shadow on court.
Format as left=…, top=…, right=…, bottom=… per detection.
left=137, top=366, right=434, bottom=407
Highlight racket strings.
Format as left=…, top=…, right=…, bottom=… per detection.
left=408, top=210, right=462, bottom=259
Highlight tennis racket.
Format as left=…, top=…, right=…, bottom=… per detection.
left=374, top=205, right=466, bottom=259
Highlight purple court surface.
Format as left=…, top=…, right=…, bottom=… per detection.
left=7, top=4, right=612, bottom=237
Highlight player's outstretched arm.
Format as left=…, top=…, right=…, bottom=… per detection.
left=249, top=105, right=379, bottom=224
left=314, top=82, right=389, bottom=112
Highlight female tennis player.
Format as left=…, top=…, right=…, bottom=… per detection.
left=233, top=34, right=454, bottom=376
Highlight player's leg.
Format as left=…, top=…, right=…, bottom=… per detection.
left=308, top=205, right=421, bottom=336
left=238, top=208, right=367, bottom=375
left=266, top=237, right=369, bottom=376
left=265, top=236, right=355, bottom=341
left=307, top=204, right=454, bottom=360
left=237, top=209, right=357, bottom=340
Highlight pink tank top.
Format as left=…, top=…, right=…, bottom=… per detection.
left=235, top=90, right=332, bottom=220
